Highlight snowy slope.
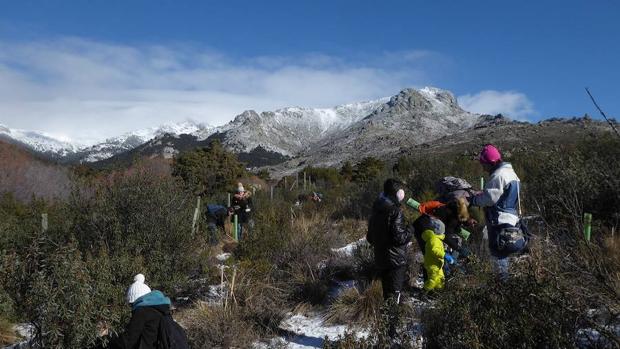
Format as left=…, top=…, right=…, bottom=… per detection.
left=276, top=87, right=480, bottom=170
left=75, top=121, right=214, bottom=162
left=0, top=121, right=214, bottom=163
left=214, top=97, right=389, bottom=155
left=0, top=124, right=80, bottom=157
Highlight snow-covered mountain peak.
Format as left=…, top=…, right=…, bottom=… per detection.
left=217, top=96, right=390, bottom=155
left=377, top=87, right=464, bottom=117
left=0, top=124, right=80, bottom=156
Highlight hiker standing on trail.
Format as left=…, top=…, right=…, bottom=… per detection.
left=232, top=183, right=253, bottom=240
left=106, top=274, right=188, bottom=349
left=367, top=178, right=414, bottom=303
left=469, top=144, right=528, bottom=279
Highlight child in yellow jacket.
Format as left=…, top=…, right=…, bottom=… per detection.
left=413, top=209, right=447, bottom=292
left=421, top=225, right=445, bottom=291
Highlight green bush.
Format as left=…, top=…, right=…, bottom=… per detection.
left=422, top=271, right=581, bottom=348
left=352, top=157, right=387, bottom=183
left=1, top=236, right=116, bottom=349
left=172, top=140, right=246, bottom=194
left=515, top=135, right=620, bottom=229
left=67, top=169, right=198, bottom=292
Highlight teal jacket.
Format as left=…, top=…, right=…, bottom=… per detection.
left=132, top=290, right=171, bottom=311
left=110, top=291, right=172, bottom=349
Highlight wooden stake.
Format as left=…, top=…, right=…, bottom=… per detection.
left=220, top=266, right=225, bottom=306
left=230, top=266, right=238, bottom=306
left=233, top=215, right=238, bottom=241
left=41, top=213, right=48, bottom=233
left=303, top=172, right=307, bottom=191
left=270, top=186, right=274, bottom=201
left=191, top=196, right=201, bottom=235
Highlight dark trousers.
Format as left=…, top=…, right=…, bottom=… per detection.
left=379, top=265, right=407, bottom=338
left=379, top=265, right=408, bottom=301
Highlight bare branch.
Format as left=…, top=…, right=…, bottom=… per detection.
left=585, top=87, right=620, bottom=138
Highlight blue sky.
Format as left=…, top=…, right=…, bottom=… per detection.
left=0, top=0, right=618, bottom=142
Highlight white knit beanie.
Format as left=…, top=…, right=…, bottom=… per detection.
left=126, top=274, right=151, bottom=304
left=236, top=183, right=245, bottom=193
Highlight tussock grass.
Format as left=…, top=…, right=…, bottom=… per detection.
left=325, top=280, right=383, bottom=326
left=181, top=302, right=258, bottom=349
left=0, top=317, right=18, bottom=347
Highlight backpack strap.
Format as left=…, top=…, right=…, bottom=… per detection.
left=517, top=183, right=523, bottom=217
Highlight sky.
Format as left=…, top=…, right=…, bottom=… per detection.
left=0, top=0, right=618, bottom=144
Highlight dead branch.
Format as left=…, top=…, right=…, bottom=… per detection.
left=585, top=87, right=620, bottom=138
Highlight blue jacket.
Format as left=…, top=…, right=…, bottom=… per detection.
left=471, top=162, right=521, bottom=227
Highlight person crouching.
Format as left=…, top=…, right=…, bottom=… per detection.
left=107, top=274, right=172, bottom=349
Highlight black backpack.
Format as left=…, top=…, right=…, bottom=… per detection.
left=156, top=314, right=190, bottom=349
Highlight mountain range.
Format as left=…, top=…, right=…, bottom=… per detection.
left=0, top=86, right=614, bottom=176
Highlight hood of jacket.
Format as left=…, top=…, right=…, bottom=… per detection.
left=132, top=290, right=171, bottom=311
left=422, top=228, right=445, bottom=242
left=421, top=217, right=446, bottom=242
left=372, top=192, right=400, bottom=213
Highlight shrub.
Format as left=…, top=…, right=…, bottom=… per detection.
left=67, top=168, right=198, bottom=292
left=422, top=231, right=620, bottom=349
left=172, top=140, right=246, bottom=194
left=352, top=157, right=386, bottom=183
left=423, top=272, right=581, bottom=348
left=516, top=135, right=620, bottom=229
left=0, top=236, right=115, bottom=349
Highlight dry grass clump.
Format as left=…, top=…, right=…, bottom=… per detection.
left=181, top=302, right=258, bottom=349
left=325, top=280, right=383, bottom=326
left=0, top=317, right=18, bottom=346
left=329, top=218, right=367, bottom=246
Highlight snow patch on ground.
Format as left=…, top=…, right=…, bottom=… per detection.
left=216, top=253, right=232, bottom=262
left=255, top=313, right=368, bottom=349
left=330, top=238, right=367, bottom=257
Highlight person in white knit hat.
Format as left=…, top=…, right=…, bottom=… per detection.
left=126, top=273, right=151, bottom=304
left=232, top=182, right=254, bottom=241
left=105, top=274, right=188, bottom=349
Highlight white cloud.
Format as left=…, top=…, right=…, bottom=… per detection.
left=458, top=90, right=535, bottom=119
left=0, top=38, right=439, bottom=144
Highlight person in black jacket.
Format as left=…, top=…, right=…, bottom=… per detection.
left=367, top=178, right=414, bottom=303
left=231, top=183, right=254, bottom=240
left=106, top=274, right=173, bottom=349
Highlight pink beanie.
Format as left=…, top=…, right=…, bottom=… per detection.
left=479, top=144, right=502, bottom=165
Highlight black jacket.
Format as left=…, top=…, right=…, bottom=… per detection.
left=367, top=194, right=413, bottom=268
left=110, top=304, right=170, bottom=349
left=232, top=194, right=253, bottom=223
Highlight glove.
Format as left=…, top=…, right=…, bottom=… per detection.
left=444, top=253, right=456, bottom=265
